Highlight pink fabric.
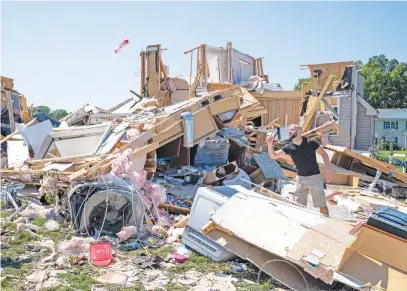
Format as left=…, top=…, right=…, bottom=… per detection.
left=117, top=225, right=137, bottom=242
left=143, top=181, right=167, bottom=205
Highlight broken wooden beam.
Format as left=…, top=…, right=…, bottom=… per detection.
left=302, top=74, right=333, bottom=132
left=158, top=203, right=190, bottom=215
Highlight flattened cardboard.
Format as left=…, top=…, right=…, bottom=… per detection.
left=351, top=225, right=407, bottom=272
left=336, top=225, right=407, bottom=291
left=337, top=250, right=407, bottom=291
left=192, top=106, right=218, bottom=143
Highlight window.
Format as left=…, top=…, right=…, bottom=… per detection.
left=384, top=121, right=398, bottom=129
left=329, top=105, right=340, bottom=136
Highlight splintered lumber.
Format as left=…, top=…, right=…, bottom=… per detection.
left=159, top=203, right=190, bottom=215
left=29, top=154, right=104, bottom=165
left=0, top=118, right=38, bottom=145
left=302, top=74, right=333, bottom=131
left=68, top=169, right=88, bottom=182
left=1, top=169, right=74, bottom=176
left=325, top=145, right=407, bottom=184
left=302, top=120, right=343, bottom=138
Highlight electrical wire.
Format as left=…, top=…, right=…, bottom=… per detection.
left=96, top=175, right=110, bottom=241
left=256, top=259, right=309, bottom=291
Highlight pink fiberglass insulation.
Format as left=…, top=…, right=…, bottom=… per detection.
left=142, top=181, right=170, bottom=226
left=110, top=149, right=147, bottom=189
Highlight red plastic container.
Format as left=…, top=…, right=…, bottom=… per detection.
left=90, top=242, right=112, bottom=266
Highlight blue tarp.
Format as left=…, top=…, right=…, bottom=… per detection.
left=33, top=112, right=61, bottom=127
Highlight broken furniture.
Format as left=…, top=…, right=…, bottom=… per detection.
left=203, top=187, right=355, bottom=289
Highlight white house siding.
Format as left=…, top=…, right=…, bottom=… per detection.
left=329, top=96, right=351, bottom=148
left=355, top=102, right=374, bottom=150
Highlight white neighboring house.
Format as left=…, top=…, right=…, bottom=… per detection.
left=375, top=108, right=407, bottom=149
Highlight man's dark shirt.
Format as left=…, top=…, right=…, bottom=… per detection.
left=282, top=138, right=320, bottom=177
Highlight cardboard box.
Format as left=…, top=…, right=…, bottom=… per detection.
left=337, top=225, right=407, bottom=290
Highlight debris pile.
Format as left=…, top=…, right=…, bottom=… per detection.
left=1, top=45, right=407, bottom=291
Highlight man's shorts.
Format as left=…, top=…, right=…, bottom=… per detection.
left=293, top=174, right=327, bottom=208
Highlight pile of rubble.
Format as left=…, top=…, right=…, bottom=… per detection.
left=1, top=53, right=407, bottom=290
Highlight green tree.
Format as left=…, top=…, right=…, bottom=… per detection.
left=293, top=77, right=311, bottom=91
left=49, top=109, right=69, bottom=120
left=357, top=55, right=407, bottom=108
left=35, top=106, right=51, bottom=114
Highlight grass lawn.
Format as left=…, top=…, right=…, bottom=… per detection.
left=378, top=150, right=407, bottom=162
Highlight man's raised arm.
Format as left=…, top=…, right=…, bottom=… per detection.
left=266, top=136, right=289, bottom=160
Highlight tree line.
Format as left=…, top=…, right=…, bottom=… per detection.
left=293, top=54, right=407, bottom=109
left=29, top=106, right=69, bottom=121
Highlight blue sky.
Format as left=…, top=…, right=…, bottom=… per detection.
left=1, top=1, right=407, bottom=111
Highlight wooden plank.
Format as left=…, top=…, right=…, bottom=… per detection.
left=5, top=90, right=15, bottom=132
left=159, top=203, right=190, bottom=215
left=302, top=74, right=333, bottom=131
left=189, top=50, right=193, bottom=94
left=68, top=169, right=88, bottom=182
left=183, top=44, right=202, bottom=55
left=140, top=51, right=146, bottom=96
left=1, top=169, right=74, bottom=175
left=146, top=45, right=160, bottom=98
left=159, top=51, right=167, bottom=80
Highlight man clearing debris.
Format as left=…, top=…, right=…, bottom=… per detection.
left=267, top=124, right=332, bottom=216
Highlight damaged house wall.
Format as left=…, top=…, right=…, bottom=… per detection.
left=205, top=45, right=229, bottom=84
left=231, top=49, right=255, bottom=84
left=203, top=45, right=255, bottom=85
